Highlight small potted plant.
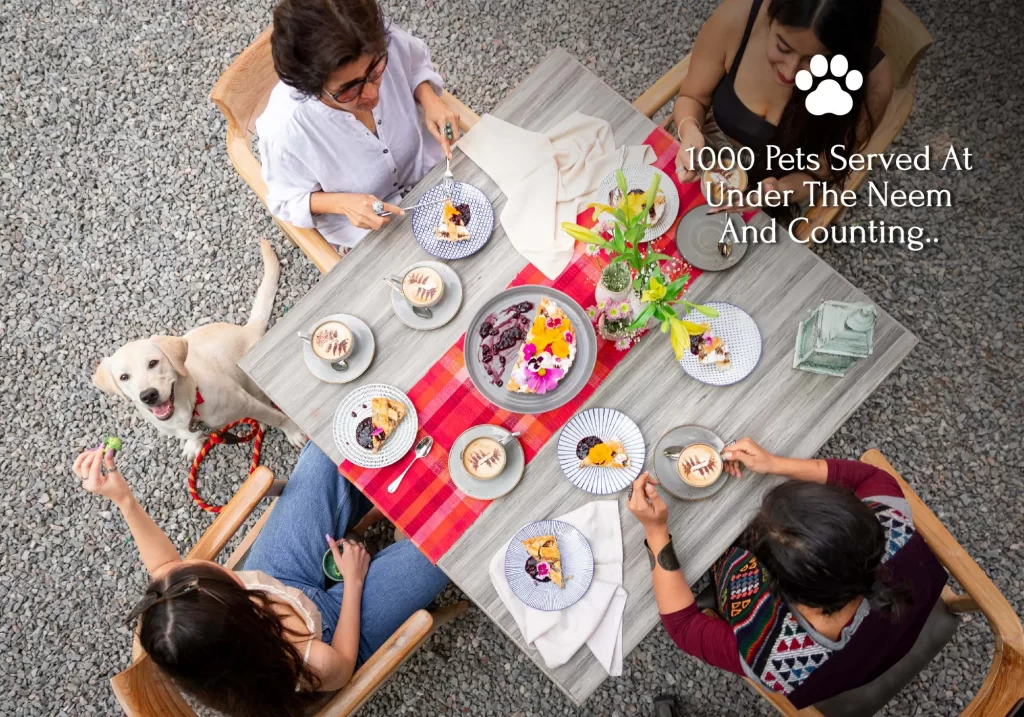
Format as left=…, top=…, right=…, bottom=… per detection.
left=563, top=170, right=718, bottom=359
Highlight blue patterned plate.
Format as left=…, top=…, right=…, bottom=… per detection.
left=504, top=520, right=594, bottom=611
left=557, top=408, right=645, bottom=494
left=410, top=182, right=494, bottom=260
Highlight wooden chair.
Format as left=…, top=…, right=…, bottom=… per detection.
left=739, top=450, right=1024, bottom=717
left=631, top=0, right=933, bottom=243
left=109, top=466, right=467, bottom=716
left=210, top=28, right=481, bottom=275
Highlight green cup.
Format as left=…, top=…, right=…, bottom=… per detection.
left=322, top=547, right=343, bottom=582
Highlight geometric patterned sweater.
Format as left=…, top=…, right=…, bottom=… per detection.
left=661, top=460, right=947, bottom=708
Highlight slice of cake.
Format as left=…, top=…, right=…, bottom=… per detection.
left=506, top=298, right=577, bottom=395
left=434, top=200, right=471, bottom=242
left=521, top=534, right=565, bottom=588
left=578, top=437, right=630, bottom=469
left=370, top=397, right=407, bottom=452
left=696, top=328, right=731, bottom=371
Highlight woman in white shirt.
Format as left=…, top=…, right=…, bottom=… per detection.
left=257, top=0, right=459, bottom=249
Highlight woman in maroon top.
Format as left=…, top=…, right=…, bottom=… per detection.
left=627, top=438, right=947, bottom=708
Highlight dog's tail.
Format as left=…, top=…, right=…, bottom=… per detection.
left=247, top=238, right=281, bottom=332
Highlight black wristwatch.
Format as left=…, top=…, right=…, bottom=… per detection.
left=644, top=535, right=681, bottom=572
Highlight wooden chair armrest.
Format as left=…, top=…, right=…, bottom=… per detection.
left=441, top=90, right=479, bottom=132
left=317, top=609, right=435, bottom=717
left=860, top=450, right=1024, bottom=717
left=633, top=55, right=691, bottom=119
left=185, top=466, right=275, bottom=562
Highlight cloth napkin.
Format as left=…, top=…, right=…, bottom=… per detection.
left=488, top=500, right=628, bottom=675
left=458, top=112, right=656, bottom=279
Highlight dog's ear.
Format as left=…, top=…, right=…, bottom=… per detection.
left=92, top=357, right=122, bottom=396
left=152, top=335, right=189, bottom=377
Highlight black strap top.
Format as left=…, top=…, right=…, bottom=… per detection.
left=711, top=0, right=885, bottom=152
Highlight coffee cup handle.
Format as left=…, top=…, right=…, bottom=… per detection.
left=382, top=277, right=404, bottom=294
left=297, top=331, right=311, bottom=343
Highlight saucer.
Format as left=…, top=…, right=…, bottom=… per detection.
left=389, top=261, right=463, bottom=330
left=448, top=425, right=525, bottom=501
left=651, top=424, right=730, bottom=501
left=675, top=205, right=748, bottom=271
left=301, top=314, right=375, bottom=384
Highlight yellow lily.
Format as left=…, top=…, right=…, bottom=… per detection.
left=585, top=202, right=617, bottom=218
left=680, top=320, right=708, bottom=335
left=641, top=277, right=667, bottom=304
left=561, top=222, right=606, bottom=245
left=668, top=316, right=690, bottom=361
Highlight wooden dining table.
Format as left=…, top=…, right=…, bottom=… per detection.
left=239, top=49, right=917, bottom=705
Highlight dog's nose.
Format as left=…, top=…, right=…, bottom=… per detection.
left=139, top=388, right=160, bottom=405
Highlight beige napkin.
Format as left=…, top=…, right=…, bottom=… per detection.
left=458, top=112, right=655, bottom=279
left=488, top=500, right=627, bottom=675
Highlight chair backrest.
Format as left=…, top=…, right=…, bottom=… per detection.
left=210, top=27, right=278, bottom=139
left=877, top=0, right=933, bottom=90
left=111, top=653, right=198, bottom=717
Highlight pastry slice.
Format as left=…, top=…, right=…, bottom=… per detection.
left=506, top=298, right=577, bottom=394
left=697, top=332, right=732, bottom=371
left=370, top=397, right=407, bottom=453
left=579, top=438, right=630, bottom=469
left=434, top=201, right=471, bottom=242
left=521, top=534, right=565, bottom=588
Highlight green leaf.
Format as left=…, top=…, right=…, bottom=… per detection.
left=616, top=169, right=630, bottom=223
left=642, top=172, right=662, bottom=225
left=653, top=305, right=667, bottom=322
left=694, top=304, right=720, bottom=318
left=665, top=273, right=690, bottom=297
left=661, top=304, right=677, bottom=318
left=627, top=301, right=657, bottom=330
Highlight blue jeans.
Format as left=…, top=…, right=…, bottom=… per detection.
left=244, top=442, right=449, bottom=664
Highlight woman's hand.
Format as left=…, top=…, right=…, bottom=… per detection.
left=420, top=92, right=460, bottom=159
left=721, top=437, right=777, bottom=478
left=627, top=472, right=669, bottom=533
left=73, top=445, right=132, bottom=507
left=328, top=536, right=370, bottom=585
left=709, top=177, right=779, bottom=215
left=334, top=193, right=404, bottom=231
left=675, top=121, right=706, bottom=183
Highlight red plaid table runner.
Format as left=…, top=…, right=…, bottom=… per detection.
left=339, top=126, right=728, bottom=563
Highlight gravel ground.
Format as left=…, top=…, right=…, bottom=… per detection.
left=2, top=0, right=1021, bottom=714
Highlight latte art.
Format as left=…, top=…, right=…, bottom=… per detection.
left=677, top=443, right=723, bottom=487
left=311, top=321, right=354, bottom=361
left=402, top=267, right=445, bottom=307
left=463, top=437, right=506, bottom=480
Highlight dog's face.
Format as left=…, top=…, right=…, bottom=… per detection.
left=94, top=336, right=189, bottom=422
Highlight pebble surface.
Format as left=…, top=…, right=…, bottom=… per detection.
left=1, top=0, right=1021, bottom=714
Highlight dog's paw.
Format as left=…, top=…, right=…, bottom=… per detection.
left=282, top=420, right=307, bottom=449
left=182, top=437, right=205, bottom=461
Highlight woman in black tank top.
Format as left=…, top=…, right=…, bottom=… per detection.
left=672, top=0, right=892, bottom=215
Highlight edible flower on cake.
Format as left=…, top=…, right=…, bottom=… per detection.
left=507, top=298, right=577, bottom=395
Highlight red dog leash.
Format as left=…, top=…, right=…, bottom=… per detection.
left=186, top=389, right=265, bottom=514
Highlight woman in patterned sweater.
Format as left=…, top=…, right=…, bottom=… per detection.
left=627, top=438, right=946, bottom=708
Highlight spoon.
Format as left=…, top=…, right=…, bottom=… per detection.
left=664, top=438, right=736, bottom=461
left=297, top=331, right=348, bottom=371
left=382, top=278, right=433, bottom=320
left=387, top=436, right=433, bottom=494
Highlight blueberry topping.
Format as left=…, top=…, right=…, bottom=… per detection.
left=576, top=436, right=603, bottom=460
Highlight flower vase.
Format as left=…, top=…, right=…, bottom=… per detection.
left=595, top=264, right=632, bottom=307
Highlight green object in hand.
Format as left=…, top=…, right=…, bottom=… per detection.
left=323, top=547, right=344, bottom=582
left=444, top=121, right=453, bottom=140
left=104, top=436, right=123, bottom=453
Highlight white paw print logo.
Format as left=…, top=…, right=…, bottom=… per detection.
left=796, top=54, right=863, bottom=117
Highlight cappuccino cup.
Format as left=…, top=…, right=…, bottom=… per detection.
left=400, top=266, right=445, bottom=308
left=701, top=165, right=749, bottom=207
left=310, top=320, right=355, bottom=362
left=677, top=443, right=723, bottom=488
left=462, top=436, right=507, bottom=480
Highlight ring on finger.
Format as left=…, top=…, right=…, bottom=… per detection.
left=372, top=199, right=385, bottom=215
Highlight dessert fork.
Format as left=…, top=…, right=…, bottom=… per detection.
left=443, top=157, right=455, bottom=197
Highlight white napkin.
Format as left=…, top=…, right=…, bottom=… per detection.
left=488, top=500, right=627, bottom=675
left=458, top=112, right=655, bottom=279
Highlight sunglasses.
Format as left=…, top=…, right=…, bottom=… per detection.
left=326, top=53, right=388, bottom=104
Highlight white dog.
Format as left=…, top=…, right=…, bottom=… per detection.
left=93, top=239, right=306, bottom=459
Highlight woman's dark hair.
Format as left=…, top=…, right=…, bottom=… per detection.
left=137, top=563, right=321, bottom=717
left=764, top=0, right=883, bottom=188
left=741, top=481, right=911, bottom=620
left=271, top=0, right=388, bottom=98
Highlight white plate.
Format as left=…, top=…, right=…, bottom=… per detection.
left=301, top=314, right=375, bottom=385
left=557, top=408, right=645, bottom=494
left=388, top=261, right=464, bottom=331
left=448, top=425, right=525, bottom=500
left=678, top=301, right=762, bottom=386
left=410, top=182, right=494, bottom=260
left=504, top=520, right=595, bottom=611
left=596, top=164, right=680, bottom=242
left=333, top=384, right=418, bottom=469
